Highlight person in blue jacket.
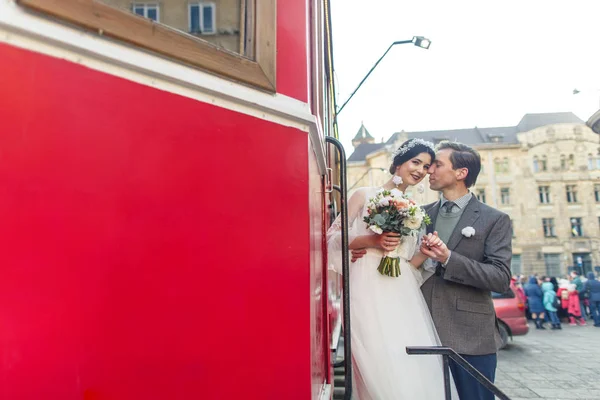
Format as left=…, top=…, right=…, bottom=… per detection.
left=542, top=282, right=561, bottom=329
left=583, top=272, right=600, bottom=327
left=524, top=276, right=545, bottom=329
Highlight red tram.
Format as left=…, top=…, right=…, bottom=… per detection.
left=0, top=0, right=349, bottom=399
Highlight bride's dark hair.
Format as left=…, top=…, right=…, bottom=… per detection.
left=388, top=139, right=436, bottom=174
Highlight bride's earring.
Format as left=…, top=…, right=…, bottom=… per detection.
left=392, top=175, right=403, bottom=187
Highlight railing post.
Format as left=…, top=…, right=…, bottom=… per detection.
left=442, top=355, right=451, bottom=400
left=325, top=136, right=352, bottom=400
left=406, top=346, right=511, bottom=400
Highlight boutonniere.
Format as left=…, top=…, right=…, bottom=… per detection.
left=461, top=227, right=476, bottom=238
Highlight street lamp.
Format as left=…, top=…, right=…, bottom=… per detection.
left=349, top=167, right=387, bottom=190
left=336, top=36, right=432, bottom=117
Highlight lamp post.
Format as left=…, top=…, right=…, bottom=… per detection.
left=336, top=36, right=431, bottom=117
left=349, top=167, right=387, bottom=190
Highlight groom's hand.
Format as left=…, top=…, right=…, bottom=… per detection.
left=420, top=233, right=450, bottom=264
left=421, top=241, right=450, bottom=264
left=351, top=248, right=367, bottom=262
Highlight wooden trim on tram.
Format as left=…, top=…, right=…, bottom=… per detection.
left=17, top=0, right=277, bottom=92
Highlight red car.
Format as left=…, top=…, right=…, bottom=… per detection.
left=492, top=281, right=529, bottom=349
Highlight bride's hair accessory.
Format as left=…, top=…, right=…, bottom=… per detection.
left=392, top=175, right=403, bottom=186
left=391, top=138, right=435, bottom=160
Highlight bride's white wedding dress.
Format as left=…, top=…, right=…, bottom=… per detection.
left=327, top=187, right=457, bottom=399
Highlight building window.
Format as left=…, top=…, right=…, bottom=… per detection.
left=132, top=3, right=159, bottom=21
left=189, top=3, right=216, bottom=34
left=22, top=0, right=277, bottom=91
left=500, top=188, right=510, bottom=205
left=589, top=154, right=595, bottom=170
left=511, top=219, right=515, bottom=237
left=568, top=154, right=575, bottom=168
left=571, top=218, right=583, bottom=237
left=494, top=158, right=509, bottom=174
left=560, top=155, right=567, bottom=170
left=533, top=156, right=539, bottom=173
left=538, top=186, right=550, bottom=204
left=566, top=185, right=578, bottom=203
left=476, top=189, right=486, bottom=203
left=540, top=155, right=547, bottom=172
left=544, top=253, right=562, bottom=277
left=542, top=218, right=556, bottom=237
left=494, top=158, right=502, bottom=173
left=595, top=185, right=600, bottom=202
left=511, top=254, right=522, bottom=275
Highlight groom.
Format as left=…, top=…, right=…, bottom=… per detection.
left=419, top=141, right=512, bottom=400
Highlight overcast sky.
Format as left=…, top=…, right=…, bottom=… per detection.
left=331, top=0, right=600, bottom=152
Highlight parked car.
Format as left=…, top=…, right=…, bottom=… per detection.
left=492, top=281, right=529, bottom=349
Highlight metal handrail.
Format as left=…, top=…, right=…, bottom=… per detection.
left=406, top=346, right=511, bottom=400
left=325, top=136, right=352, bottom=400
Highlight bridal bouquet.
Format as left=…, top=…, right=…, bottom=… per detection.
left=363, top=188, right=431, bottom=277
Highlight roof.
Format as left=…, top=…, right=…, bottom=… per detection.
left=349, top=112, right=586, bottom=161
left=386, top=126, right=519, bottom=146
left=352, top=123, right=374, bottom=141
left=516, top=112, right=583, bottom=132
left=587, top=110, right=600, bottom=134
left=347, top=143, right=385, bottom=162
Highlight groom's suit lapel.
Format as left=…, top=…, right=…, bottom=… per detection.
left=446, top=196, right=481, bottom=250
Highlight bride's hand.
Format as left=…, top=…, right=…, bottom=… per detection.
left=422, top=231, right=443, bottom=249
left=374, top=232, right=401, bottom=252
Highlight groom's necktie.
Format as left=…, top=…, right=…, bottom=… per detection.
left=436, top=201, right=457, bottom=276
left=443, top=201, right=456, bottom=214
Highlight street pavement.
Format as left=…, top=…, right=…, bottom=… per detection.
left=495, top=321, right=600, bottom=400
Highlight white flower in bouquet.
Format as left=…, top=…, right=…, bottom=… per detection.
left=403, top=216, right=423, bottom=230
left=378, top=197, right=391, bottom=207
left=369, top=225, right=383, bottom=234
left=390, top=188, right=403, bottom=198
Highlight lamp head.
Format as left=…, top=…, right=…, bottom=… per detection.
left=413, top=36, right=431, bottom=49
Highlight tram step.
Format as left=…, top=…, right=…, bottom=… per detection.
left=334, top=376, right=345, bottom=386
left=333, top=387, right=345, bottom=400
left=334, top=366, right=345, bottom=376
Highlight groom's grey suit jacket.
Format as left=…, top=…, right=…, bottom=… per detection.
left=421, top=196, right=512, bottom=356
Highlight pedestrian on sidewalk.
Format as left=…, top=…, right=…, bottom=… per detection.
left=566, top=282, right=586, bottom=326
left=583, top=272, right=600, bottom=327
left=557, top=279, right=570, bottom=322
left=524, top=276, right=546, bottom=329
left=542, top=282, right=561, bottom=329
left=570, top=271, right=588, bottom=320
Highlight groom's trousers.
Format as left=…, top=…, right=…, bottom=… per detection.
left=449, top=353, right=496, bottom=400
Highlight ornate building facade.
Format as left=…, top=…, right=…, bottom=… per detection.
left=348, top=112, right=600, bottom=277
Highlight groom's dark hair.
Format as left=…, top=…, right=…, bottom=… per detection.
left=436, top=141, right=481, bottom=188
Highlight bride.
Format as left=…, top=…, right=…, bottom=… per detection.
left=327, top=138, right=457, bottom=399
